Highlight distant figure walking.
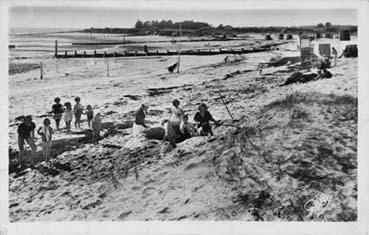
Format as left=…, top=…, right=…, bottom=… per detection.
left=17, top=115, right=37, bottom=168
left=51, top=97, right=63, bottom=130
left=37, top=118, right=53, bottom=165
left=64, top=102, right=73, bottom=133
left=332, top=47, right=338, bottom=66
left=85, top=105, right=94, bottom=129
left=133, top=103, right=149, bottom=136
left=91, top=112, right=102, bottom=145
left=194, top=103, right=220, bottom=136
left=73, top=97, right=83, bottom=129
left=144, top=45, right=148, bottom=53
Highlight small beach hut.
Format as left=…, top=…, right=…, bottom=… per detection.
left=325, top=33, right=333, bottom=39
left=265, top=34, right=272, bottom=40
left=279, top=33, right=284, bottom=40
left=318, top=43, right=331, bottom=57
left=339, top=29, right=351, bottom=41
left=286, top=34, right=293, bottom=40
left=316, top=33, right=322, bottom=39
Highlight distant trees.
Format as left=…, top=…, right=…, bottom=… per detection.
left=133, top=19, right=211, bottom=30
left=317, top=23, right=324, bottom=28
left=325, top=22, right=332, bottom=27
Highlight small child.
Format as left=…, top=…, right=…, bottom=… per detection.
left=73, top=96, right=84, bottom=129
left=85, top=105, right=94, bottom=129
left=180, top=114, right=197, bottom=139
left=64, top=102, right=73, bottom=133
left=91, top=112, right=102, bottom=145
left=37, top=118, right=53, bottom=165
left=51, top=97, right=64, bottom=130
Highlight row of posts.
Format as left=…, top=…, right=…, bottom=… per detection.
left=58, top=48, right=248, bottom=58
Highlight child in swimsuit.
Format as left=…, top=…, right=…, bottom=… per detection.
left=73, top=96, right=83, bottom=129
left=37, top=118, right=53, bottom=165
left=85, top=105, right=94, bottom=129
left=51, top=97, right=64, bottom=130
left=64, top=102, right=73, bottom=133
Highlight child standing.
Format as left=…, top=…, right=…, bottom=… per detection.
left=37, top=118, right=53, bottom=165
left=73, top=97, right=83, bottom=129
left=51, top=97, right=64, bottom=130
left=85, top=105, right=94, bottom=129
left=64, top=102, right=73, bottom=133
left=91, top=112, right=102, bottom=145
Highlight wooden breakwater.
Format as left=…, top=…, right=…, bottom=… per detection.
left=55, top=43, right=288, bottom=58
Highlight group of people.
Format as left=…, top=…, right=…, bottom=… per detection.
left=133, top=99, right=220, bottom=147
left=16, top=96, right=102, bottom=168
left=16, top=96, right=220, bottom=168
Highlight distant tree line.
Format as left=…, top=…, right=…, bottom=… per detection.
left=134, top=20, right=211, bottom=30
left=81, top=20, right=357, bottom=36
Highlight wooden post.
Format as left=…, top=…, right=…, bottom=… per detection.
left=74, top=50, right=77, bottom=56
left=106, top=59, right=110, bottom=77
left=114, top=52, right=117, bottom=57
left=40, top=62, right=43, bottom=80
left=104, top=51, right=107, bottom=57
left=54, top=40, right=58, bottom=57
left=94, top=50, right=97, bottom=57
left=156, top=50, right=159, bottom=55
left=84, top=51, right=86, bottom=57
left=167, top=50, right=170, bottom=55
left=135, top=50, right=137, bottom=56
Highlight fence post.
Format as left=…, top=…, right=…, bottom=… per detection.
left=64, top=51, right=67, bottom=58
left=40, top=62, right=43, bottom=79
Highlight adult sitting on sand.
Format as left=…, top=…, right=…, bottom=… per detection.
left=133, top=103, right=149, bottom=136
left=180, top=114, right=198, bottom=139
left=166, top=99, right=185, bottom=146
left=17, top=115, right=37, bottom=168
left=92, top=113, right=102, bottom=145
left=194, top=103, right=220, bottom=136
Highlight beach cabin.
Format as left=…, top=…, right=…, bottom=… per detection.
left=265, top=34, right=272, bottom=40
left=339, top=29, right=351, bottom=41
left=318, top=43, right=331, bottom=57
left=279, top=33, right=284, bottom=40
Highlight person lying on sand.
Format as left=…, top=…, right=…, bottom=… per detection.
left=91, top=112, right=102, bottom=145
left=133, top=103, right=149, bottom=136
left=37, top=118, right=53, bottom=166
left=194, top=103, right=220, bottom=136
left=17, top=115, right=37, bottom=168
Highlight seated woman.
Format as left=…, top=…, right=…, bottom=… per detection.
left=180, top=114, right=198, bottom=140
left=194, top=103, right=220, bottom=136
left=132, top=103, right=149, bottom=136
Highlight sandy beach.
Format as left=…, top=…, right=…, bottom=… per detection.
left=8, top=31, right=357, bottom=221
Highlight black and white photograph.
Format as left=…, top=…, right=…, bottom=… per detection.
left=1, top=0, right=369, bottom=232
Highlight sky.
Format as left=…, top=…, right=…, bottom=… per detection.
left=9, top=6, right=357, bottom=29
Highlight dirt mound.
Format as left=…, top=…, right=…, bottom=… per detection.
left=212, top=91, right=357, bottom=221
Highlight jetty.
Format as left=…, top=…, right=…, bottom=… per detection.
left=54, top=40, right=288, bottom=58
